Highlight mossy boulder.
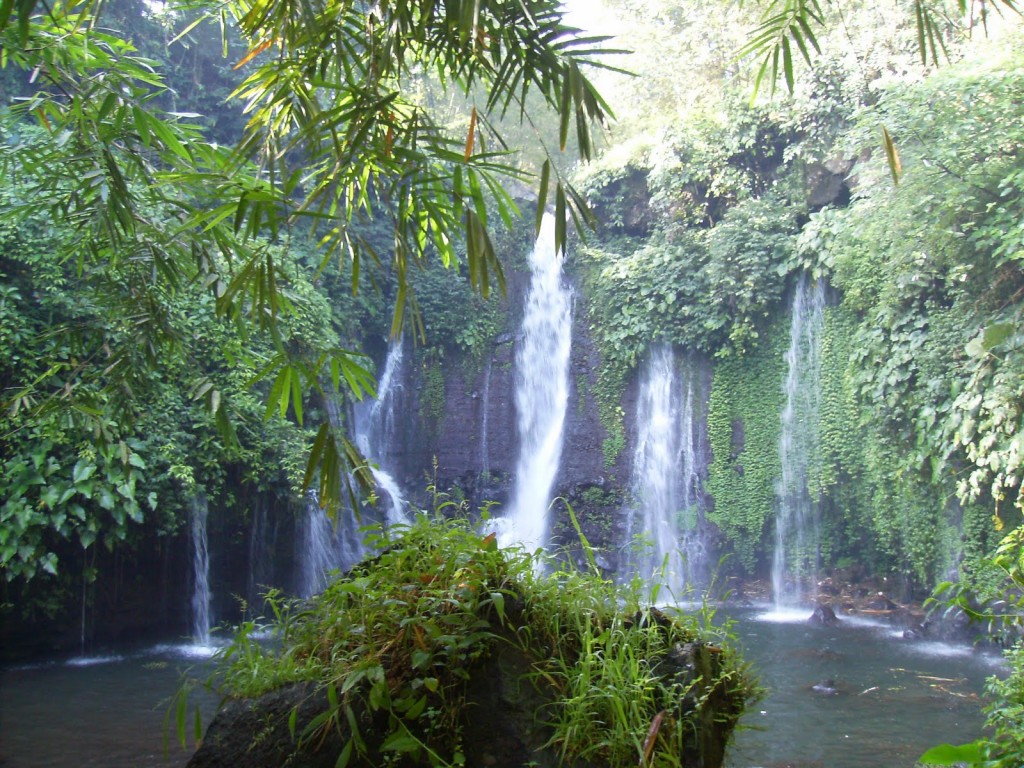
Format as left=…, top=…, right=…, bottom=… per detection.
left=187, top=518, right=754, bottom=767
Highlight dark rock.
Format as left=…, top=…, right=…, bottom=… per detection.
left=808, top=604, right=840, bottom=626
left=865, top=594, right=899, bottom=611
left=187, top=684, right=354, bottom=768
left=189, top=620, right=745, bottom=768
left=810, top=678, right=840, bottom=696
left=805, top=158, right=853, bottom=209
left=902, top=625, right=925, bottom=640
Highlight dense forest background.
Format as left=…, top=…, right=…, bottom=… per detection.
left=2, top=0, right=1023, bottom=683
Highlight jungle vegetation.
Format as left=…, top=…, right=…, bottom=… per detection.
left=3, top=0, right=1024, bottom=762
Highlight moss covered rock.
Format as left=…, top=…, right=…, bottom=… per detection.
left=187, top=518, right=754, bottom=768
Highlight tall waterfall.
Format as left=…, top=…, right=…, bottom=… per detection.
left=189, top=494, right=212, bottom=645
left=497, top=214, right=573, bottom=553
left=353, top=340, right=409, bottom=527
left=297, top=341, right=410, bottom=597
left=772, top=274, right=827, bottom=609
left=480, top=356, right=493, bottom=479
left=627, top=345, right=708, bottom=598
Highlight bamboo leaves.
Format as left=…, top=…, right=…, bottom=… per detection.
left=739, top=0, right=823, bottom=97
left=740, top=0, right=1022, bottom=96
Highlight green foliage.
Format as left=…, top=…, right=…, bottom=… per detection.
left=739, top=0, right=1022, bottom=97
left=418, top=354, right=448, bottom=431
left=0, top=0, right=614, bottom=537
left=981, top=640, right=1024, bottom=767
left=705, top=318, right=788, bottom=573
left=0, top=165, right=337, bottom=582
left=411, top=260, right=506, bottom=365
left=647, top=99, right=798, bottom=229
left=206, top=515, right=754, bottom=767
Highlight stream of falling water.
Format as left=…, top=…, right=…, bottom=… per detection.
left=353, top=340, right=409, bottom=526
left=297, top=341, right=410, bottom=597
left=772, top=274, right=827, bottom=609
left=627, top=345, right=708, bottom=599
left=496, top=214, right=573, bottom=553
left=189, top=494, right=211, bottom=645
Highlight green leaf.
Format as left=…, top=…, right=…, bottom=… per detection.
left=193, top=706, right=203, bottom=743
left=982, top=322, right=1014, bottom=351
left=380, top=728, right=420, bottom=753
left=489, top=591, right=505, bottom=623
left=918, top=741, right=985, bottom=765
left=72, top=460, right=96, bottom=485
left=881, top=126, right=902, bottom=186
left=335, top=740, right=353, bottom=768
left=288, top=707, right=298, bottom=740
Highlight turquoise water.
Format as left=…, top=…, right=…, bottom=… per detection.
left=0, top=610, right=1000, bottom=768
left=0, top=643, right=217, bottom=767
left=725, top=606, right=1001, bottom=768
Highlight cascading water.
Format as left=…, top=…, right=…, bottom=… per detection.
left=627, top=345, right=708, bottom=598
left=353, top=340, right=409, bottom=526
left=296, top=492, right=363, bottom=598
left=296, top=341, right=411, bottom=597
left=496, top=214, right=573, bottom=553
left=247, top=495, right=275, bottom=607
left=480, top=356, right=492, bottom=479
left=189, top=494, right=212, bottom=645
left=772, top=274, right=827, bottom=609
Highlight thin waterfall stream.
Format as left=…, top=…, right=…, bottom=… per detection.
left=189, top=494, right=212, bottom=646
left=353, top=339, right=409, bottom=527
left=480, top=355, right=492, bottom=480
left=772, top=274, right=827, bottom=609
left=496, top=214, right=573, bottom=553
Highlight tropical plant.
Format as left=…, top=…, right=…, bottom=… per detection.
left=0, top=0, right=615, bottom=576
left=190, top=513, right=755, bottom=767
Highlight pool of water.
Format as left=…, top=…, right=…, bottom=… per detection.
left=0, top=643, right=218, bottom=768
left=724, top=605, right=1003, bottom=768
left=0, top=610, right=1002, bottom=768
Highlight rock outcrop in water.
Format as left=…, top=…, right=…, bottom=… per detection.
left=187, top=523, right=751, bottom=768
left=188, top=633, right=742, bottom=768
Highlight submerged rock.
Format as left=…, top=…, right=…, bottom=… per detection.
left=808, top=603, right=841, bottom=626
left=810, top=678, right=840, bottom=696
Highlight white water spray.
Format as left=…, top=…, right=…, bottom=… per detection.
left=772, top=274, right=827, bottom=609
left=497, top=214, right=573, bottom=553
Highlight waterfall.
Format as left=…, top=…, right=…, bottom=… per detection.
left=297, top=494, right=333, bottom=598
left=296, top=341, right=411, bottom=597
left=296, top=492, right=365, bottom=598
left=353, top=340, right=409, bottom=526
left=480, top=355, right=492, bottom=479
left=627, top=345, right=708, bottom=599
left=247, top=495, right=275, bottom=608
left=772, top=274, right=827, bottom=609
left=497, top=214, right=573, bottom=553
left=189, top=494, right=212, bottom=645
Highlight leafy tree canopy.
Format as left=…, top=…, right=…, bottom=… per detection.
left=0, top=0, right=615, bottom=542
